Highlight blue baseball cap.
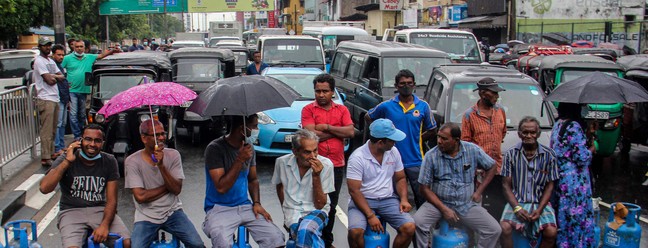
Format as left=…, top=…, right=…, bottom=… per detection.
left=370, top=119, right=406, bottom=142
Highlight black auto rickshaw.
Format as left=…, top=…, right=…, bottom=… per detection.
left=85, top=51, right=175, bottom=166
left=617, top=54, right=648, bottom=153
left=215, top=45, right=251, bottom=75
left=572, top=48, right=620, bottom=62
left=167, top=47, right=236, bottom=143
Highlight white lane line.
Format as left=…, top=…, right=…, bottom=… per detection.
left=37, top=203, right=59, bottom=238
left=336, top=205, right=348, bottom=228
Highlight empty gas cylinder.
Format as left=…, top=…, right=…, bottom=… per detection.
left=3, top=220, right=42, bottom=248
left=364, top=216, right=390, bottom=248
left=432, top=220, right=469, bottom=248
left=603, top=202, right=642, bottom=248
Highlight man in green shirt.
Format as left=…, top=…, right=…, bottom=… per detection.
left=62, top=40, right=116, bottom=139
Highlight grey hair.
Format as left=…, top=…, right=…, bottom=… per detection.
left=291, top=129, right=319, bottom=150
left=139, top=119, right=163, bottom=135
left=439, top=122, right=461, bottom=140
left=518, top=116, right=541, bottom=134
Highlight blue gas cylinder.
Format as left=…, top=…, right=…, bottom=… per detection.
left=511, top=230, right=542, bottom=248
left=432, top=220, right=469, bottom=248
left=150, top=231, right=180, bottom=248
left=603, top=202, right=642, bottom=248
left=87, top=233, right=124, bottom=248
left=3, top=220, right=42, bottom=248
left=364, top=217, right=390, bottom=248
left=232, top=226, right=252, bottom=248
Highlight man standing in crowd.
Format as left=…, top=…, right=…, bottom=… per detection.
left=461, top=77, right=508, bottom=221
left=51, top=44, right=70, bottom=158
left=245, top=51, right=268, bottom=75
left=302, top=73, right=354, bottom=248
left=500, top=117, right=559, bottom=248
left=141, top=38, right=151, bottom=50
left=40, top=124, right=131, bottom=248
left=414, top=123, right=501, bottom=248
left=272, top=129, right=335, bottom=247
left=62, top=39, right=116, bottom=140
left=128, top=37, right=145, bottom=52
left=33, top=37, right=65, bottom=166
left=366, top=69, right=437, bottom=208
left=347, top=119, right=415, bottom=248
left=125, top=120, right=204, bottom=247
left=202, top=115, right=285, bottom=247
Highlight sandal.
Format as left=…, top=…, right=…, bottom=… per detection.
left=51, top=150, right=64, bottom=159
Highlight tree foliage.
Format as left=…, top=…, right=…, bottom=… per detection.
left=0, top=0, right=50, bottom=42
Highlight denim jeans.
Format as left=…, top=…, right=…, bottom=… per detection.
left=55, top=101, right=68, bottom=152
left=69, top=92, right=87, bottom=138
left=131, top=209, right=205, bottom=248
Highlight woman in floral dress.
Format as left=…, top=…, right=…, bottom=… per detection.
left=550, top=103, right=597, bottom=248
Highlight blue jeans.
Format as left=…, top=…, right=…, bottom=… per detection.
left=131, top=209, right=204, bottom=248
left=69, top=92, right=87, bottom=138
left=55, top=101, right=68, bottom=152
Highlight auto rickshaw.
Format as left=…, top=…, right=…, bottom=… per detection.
left=167, top=47, right=236, bottom=144
left=518, top=54, right=625, bottom=156
left=214, top=45, right=251, bottom=75
left=617, top=54, right=648, bottom=153
left=85, top=51, right=176, bottom=166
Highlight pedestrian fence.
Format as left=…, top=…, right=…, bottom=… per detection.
left=0, top=84, right=39, bottom=183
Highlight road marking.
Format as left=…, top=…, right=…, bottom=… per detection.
left=336, top=205, right=348, bottom=228
left=15, top=174, right=44, bottom=191
left=37, top=202, right=59, bottom=238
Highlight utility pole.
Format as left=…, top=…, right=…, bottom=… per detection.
left=53, top=0, right=65, bottom=45
left=164, top=0, right=168, bottom=43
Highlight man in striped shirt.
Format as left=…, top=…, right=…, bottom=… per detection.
left=500, top=117, right=559, bottom=248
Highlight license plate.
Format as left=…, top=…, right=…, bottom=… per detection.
left=180, top=101, right=193, bottom=108
left=584, top=111, right=609, bottom=119
left=284, top=134, right=295, bottom=143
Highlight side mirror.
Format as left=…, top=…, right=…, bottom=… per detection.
left=84, top=72, right=94, bottom=86
left=339, top=92, right=347, bottom=102
left=368, top=78, right=381, bottom=92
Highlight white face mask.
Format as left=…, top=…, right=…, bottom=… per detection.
left=246, top=128, right=260, bottom=144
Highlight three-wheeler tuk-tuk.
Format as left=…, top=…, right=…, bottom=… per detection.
left=617, top=54, right=648, bottom=153
left=86, top=51, right=176, bottom=166
left=518, top=54, right=625, bottom=156
left=167, top=47, right=236, bottom=143
left=213, top=45, right=251, bottom=75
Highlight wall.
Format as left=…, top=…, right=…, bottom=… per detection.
left=365, top=10, right=398, bottom=36
left=340, top=0, right=370, bottom=19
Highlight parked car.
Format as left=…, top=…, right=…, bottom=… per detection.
left=255, top=67, right=347, bottom=156
left=257, top=35, right=326, bottom=70
left=168, top=47, right=236, bottom=144
left=617, top=54, right=648, bottom=153
left=423, top=64, right=556, bottom=150
left=208, top=36, right=241, bottom=47
left=331, top=40, right=451, bottom=138
left=86, top=51, right=175, bottom=167
left=517, top=54, right=625, bottom=156
left=384, top=28, right=482, bottom=63
left=0, top=49, right=38, bottom=91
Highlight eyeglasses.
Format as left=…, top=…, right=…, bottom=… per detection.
left=144, top=132, right=167, bottom=138
left=397, top=81, right=415, bottom=87
left=83, top=137, right=104, bottom=144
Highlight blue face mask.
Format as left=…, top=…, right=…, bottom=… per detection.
left=143, top=42, right=149, bottom=46
left=73, top=51, right=84, bottom=57
left=80, top=149, right=102, bottom=161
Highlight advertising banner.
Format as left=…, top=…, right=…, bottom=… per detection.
left=380, top=0, right=403, bottom=11
left=188, top=0, right=274, bottom=12
left=268, top=11, right=276, bottom=27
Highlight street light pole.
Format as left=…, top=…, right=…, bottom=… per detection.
left=53, top=0, right=65, bottom=45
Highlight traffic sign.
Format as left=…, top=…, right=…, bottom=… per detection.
left=99, top=0, right=187, bottom=15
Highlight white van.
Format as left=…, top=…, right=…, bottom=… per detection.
left=383, top=29, right=482, bottom=63
left=257, top=35, right=325, bottom=70
left=0, top=50, right=38, bottom=91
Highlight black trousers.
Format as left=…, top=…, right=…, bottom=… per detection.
left=323, top=166, right=345, bottom=247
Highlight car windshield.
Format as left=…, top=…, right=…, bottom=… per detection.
left=0, top=57, right=32, bottom=79
left=561, top=70, right=619, bottom=83
left=174, top=58, right=221, bottom=82
left=95, top=74, right=152, bottom=100
left=209, top=38, right=238, bottom=47
left=409, top=33, right=481, bottom=63
left=266, top=73, right=317, bottom=99
left=382, top=57, right=450, bottom=87
left=262, top=39, right=323, bottom=65
left=448, top=82, right=553, bottom=128
left=234, top=52, right=249, bottom=67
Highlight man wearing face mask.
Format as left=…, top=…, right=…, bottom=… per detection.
left=202, top=114, right=285, bottom=247
left=62, top=39, right=117, bottom=140
left=142, top=38, right=151, bottom=50
left=461, top=77, right=507, bottom=221
left=366, top=69, right=437, bottom=209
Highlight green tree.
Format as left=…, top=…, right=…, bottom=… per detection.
left=0, top=0, right=50, bottom=42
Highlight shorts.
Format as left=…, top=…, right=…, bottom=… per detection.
left=57, top=206, right=131, bottom=247
left=348, top=196, right=414, bottom=230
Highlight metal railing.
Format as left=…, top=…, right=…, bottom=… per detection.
left=0, top=84, right=38, bottom=170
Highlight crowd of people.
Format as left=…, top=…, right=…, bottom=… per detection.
left=35, top=34, right=598, bottom=248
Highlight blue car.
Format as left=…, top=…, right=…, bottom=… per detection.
left=255, top=67, right=347, bottom=156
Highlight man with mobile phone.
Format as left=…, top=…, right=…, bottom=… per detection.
left=39, top=124, right=131, bottom=248
left=272, top=129, right=334, bottom=247
left=202, top=114, right=285, bottom=247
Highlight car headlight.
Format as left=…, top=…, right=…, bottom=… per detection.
left=603, top=118, right=620, bottom=129
left=257, top=112, right=275, bottom=125
left=95, top=114, right=105, bottom=123
left=139, top=114, right=151, bottom=122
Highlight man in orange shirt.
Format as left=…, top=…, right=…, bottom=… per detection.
left=461, top=77, right=507, bottom=221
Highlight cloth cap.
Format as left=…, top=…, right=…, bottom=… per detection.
left=38, top=37, right=53, bottom=46
left=474, top=77, right=505, bottom=92
left=369, top=119, right=406, bottom=142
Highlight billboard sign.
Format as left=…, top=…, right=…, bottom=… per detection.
left=187, top=0, right=274, bottom=12
left=99, top=0, right=186, bottom=15
left=380, top=0, right=403, bottom=11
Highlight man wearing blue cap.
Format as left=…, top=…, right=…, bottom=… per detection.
left=346, top=118, right=415, bottom=248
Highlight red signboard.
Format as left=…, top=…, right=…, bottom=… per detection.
left=268, top=11, right=276, bottom=28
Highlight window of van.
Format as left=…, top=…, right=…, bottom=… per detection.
left=395, top=35, right=407, bottom=43
left=347, top=56, right=365, bottom=81
left=382, top=57, right=448, bottom=87
left=409, top=33, right=481, bottom=63
left=331, top=53, right=350, bottom=77
left=262, top=39, right=323, bottom=65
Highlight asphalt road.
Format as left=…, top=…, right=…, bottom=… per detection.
left=33, top=130, right=648, bottom=247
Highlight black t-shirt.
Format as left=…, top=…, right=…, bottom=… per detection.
left=51, top=152, right=120, bottom=210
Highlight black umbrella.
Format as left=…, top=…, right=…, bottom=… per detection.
left=546, top=71, right=648, bottom=103
left=187, top=75, right=301, bottom=117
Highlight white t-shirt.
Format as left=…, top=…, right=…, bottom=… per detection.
left=33, top=55, right=60, bottom=102
left=347, top=141, right=405, bottom=199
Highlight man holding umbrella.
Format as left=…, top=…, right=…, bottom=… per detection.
left=202, top=114, right=285, bottom=247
